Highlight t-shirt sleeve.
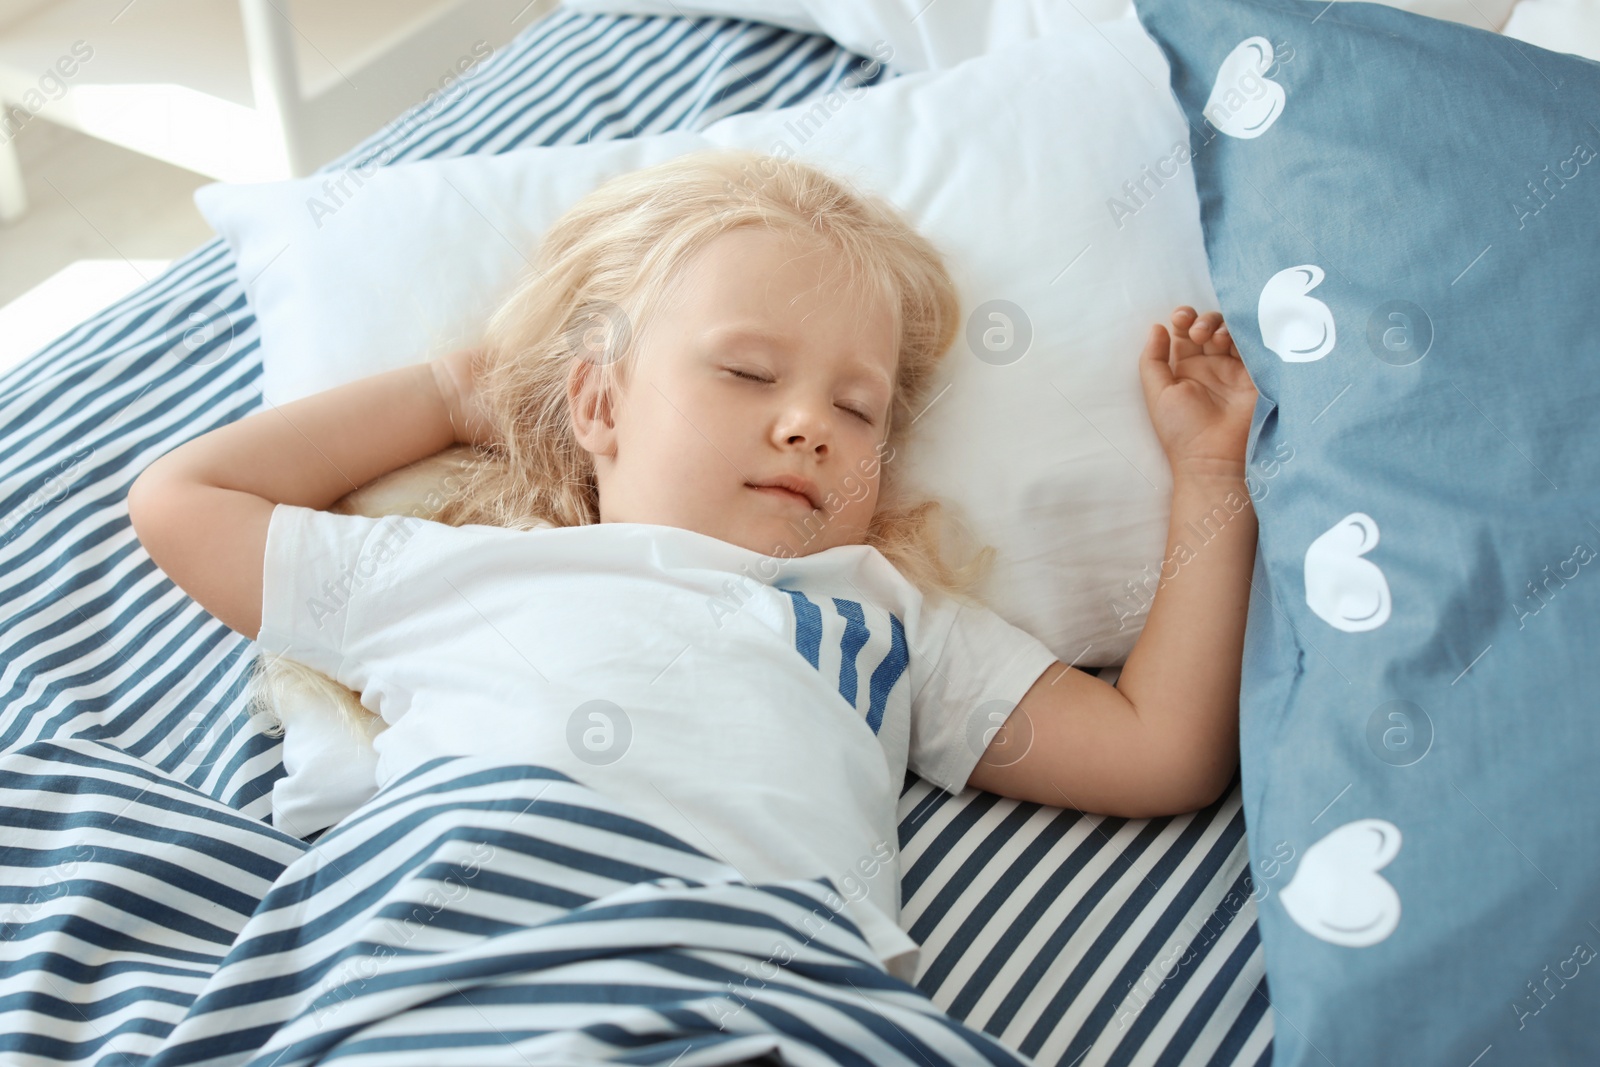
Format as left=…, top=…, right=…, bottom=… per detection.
left=907, top=593, right=1061, bottom=796
left=255, top=503, right=427, bottom=695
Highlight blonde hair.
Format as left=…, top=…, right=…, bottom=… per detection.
left=249, top=148, right=998, bottom=744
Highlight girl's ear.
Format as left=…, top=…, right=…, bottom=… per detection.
left=566, top=357, right=619, bottom=457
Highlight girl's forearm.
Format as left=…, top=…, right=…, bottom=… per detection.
left=141, top=362, right=458, bottom=509
left=1116, top=472, right=1258, bottom=799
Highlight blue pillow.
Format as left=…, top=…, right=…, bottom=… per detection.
left=1129, top=1, right=1600, bottom=1062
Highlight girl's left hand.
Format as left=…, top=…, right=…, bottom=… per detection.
left=1138, top=306, right=1259, bottom=481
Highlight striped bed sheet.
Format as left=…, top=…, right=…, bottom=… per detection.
left=0, top=8, right=1271, bottom=1066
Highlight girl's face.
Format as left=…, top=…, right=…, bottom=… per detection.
left=569, top=226, right=899, bottom=559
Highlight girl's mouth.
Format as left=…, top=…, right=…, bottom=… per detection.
left=750, top=485, right=813, bottom=508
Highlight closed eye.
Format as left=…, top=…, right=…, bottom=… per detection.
left=728, top=368, right=874, bottom=425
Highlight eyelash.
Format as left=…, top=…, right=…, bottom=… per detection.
left=728, top=368, right=875, bottom=425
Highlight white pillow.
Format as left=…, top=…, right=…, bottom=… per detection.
left=199, top=18, right=1211, bottom=679
left=557, top=0, right=1519, bottom=74
left=1502, top=0, right=1600, bottom=60
left=261, top=663, right=385, bottom=837
left=201, top=130, right=714, bottom=407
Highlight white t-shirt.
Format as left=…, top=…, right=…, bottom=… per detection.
left=256, top=505, right=1060, bottom=981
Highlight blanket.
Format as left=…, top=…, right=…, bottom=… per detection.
left=0, top=739, right=1037, bottom=1066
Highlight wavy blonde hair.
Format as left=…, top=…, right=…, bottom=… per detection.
left=249, top=148, right=997, bottom=745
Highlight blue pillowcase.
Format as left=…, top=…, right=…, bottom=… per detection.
left=1130, top=0, right=1600, bottom=1061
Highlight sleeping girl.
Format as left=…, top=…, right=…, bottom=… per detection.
left=126, top=148, right=1259, bottom=984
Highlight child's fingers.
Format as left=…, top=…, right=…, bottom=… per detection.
left=1139, top=323, right=1176, bottom=403
left=1187, top=312, right=1244, bottom=359
left=1188, top=310, right=1224, bottom=345
left=1206, top=320, right=1235, bottom=356
left=1167, top=307, right=1205, bottom=360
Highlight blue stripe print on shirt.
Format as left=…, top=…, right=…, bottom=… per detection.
left=780, top=589, right=908, bottom=735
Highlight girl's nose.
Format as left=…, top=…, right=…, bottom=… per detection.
left=775, top=400, right=833, bottom=442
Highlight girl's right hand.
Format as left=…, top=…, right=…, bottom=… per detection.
left=430, top=346, right=497, bottom=449
left=1138, top=306, right=1256, bottom=482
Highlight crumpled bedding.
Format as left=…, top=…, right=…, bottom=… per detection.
left=1, top=739, right=1037, bottom=1067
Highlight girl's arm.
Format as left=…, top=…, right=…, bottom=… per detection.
left=127, top=357, right=475, bottom=642
left=968, top=308, right=1259, bottom=818
left=1110, top=462, right=1256, bottom=805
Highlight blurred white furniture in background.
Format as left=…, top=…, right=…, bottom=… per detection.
left=0, top=0, right=536, bottom=223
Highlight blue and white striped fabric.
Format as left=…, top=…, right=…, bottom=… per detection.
left=3, top=740, right=1033, bottom=1066
left=0, top=8, right=1271, bottom=1065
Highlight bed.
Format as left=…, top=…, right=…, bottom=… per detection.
left=0, top=8, right=1269, bottom=1065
